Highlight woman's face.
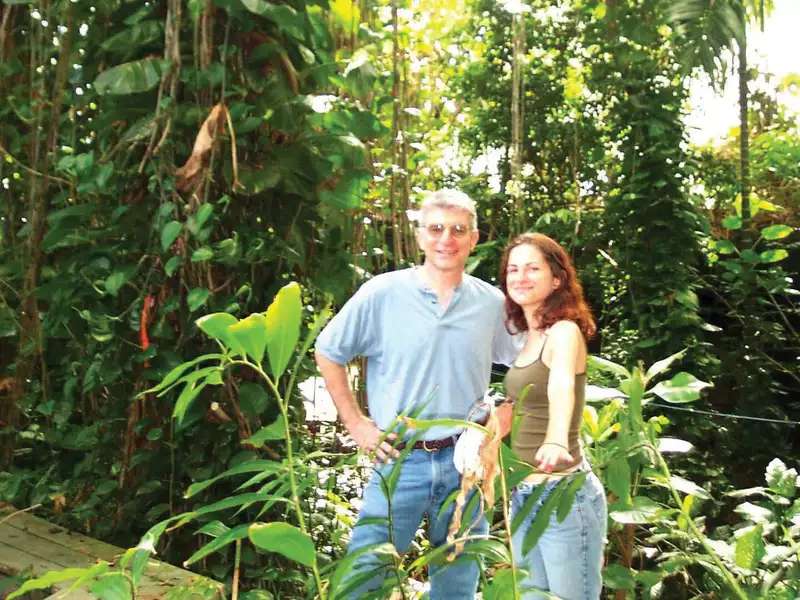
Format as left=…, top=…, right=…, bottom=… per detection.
left=505, top=243, right=560, bottom=310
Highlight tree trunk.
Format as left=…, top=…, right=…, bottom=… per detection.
left=2, top=7, right=75, bottom=467
left=389, top=0, right=405, bottom=267
left=509, top=12, right=525, bottom=236
left=738, top=32, right=750, bottom=224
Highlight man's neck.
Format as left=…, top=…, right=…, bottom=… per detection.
left=418, top=263, right=464, bottom=295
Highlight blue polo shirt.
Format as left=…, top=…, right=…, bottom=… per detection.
left=315, top=268, right=519, bottom=440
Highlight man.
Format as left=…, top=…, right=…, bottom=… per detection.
left=315, top=189, right=518, bottom=598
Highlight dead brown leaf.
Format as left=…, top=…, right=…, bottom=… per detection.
left=175, top=103, right=228, bottom=193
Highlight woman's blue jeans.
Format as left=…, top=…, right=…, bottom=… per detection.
left=343, top=445, right=487, bottom=599
left=510, top=471, right=607, bottom=600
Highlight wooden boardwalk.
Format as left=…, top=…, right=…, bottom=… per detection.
left=0, top=503, right=224, bottom=599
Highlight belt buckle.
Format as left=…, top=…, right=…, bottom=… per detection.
left=422, top=439, right=438, bottom=452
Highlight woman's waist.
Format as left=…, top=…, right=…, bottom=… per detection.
left=520, top=456, right=592, bottom=486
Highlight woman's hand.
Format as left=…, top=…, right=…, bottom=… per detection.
left=534, top=442, right=574, bottom=474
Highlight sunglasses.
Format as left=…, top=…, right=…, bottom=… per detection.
left=419, top=223, right=472, bottom=239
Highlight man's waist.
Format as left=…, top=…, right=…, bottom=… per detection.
left=394, top=414, right=489, bottom=452
left=395, top=435, right=458, bottom=452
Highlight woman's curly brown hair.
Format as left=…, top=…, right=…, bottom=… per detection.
left=499, top=232, right=596, bottom=340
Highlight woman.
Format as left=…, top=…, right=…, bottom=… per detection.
left=497, top=232, right=607, bottom=600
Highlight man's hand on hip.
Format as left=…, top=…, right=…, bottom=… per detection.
left=346, top=414, right=399, bottom=463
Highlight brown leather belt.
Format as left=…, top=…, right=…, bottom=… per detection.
left=396, top=436, right=457, bottom=452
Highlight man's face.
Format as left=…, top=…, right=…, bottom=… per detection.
left=416, top=207, right=479, bottom=274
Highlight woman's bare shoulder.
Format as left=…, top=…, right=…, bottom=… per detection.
left=548, top=320, right=581, bottom=339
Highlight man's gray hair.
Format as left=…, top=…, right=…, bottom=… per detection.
left=415, top=189, right=478, bottom=230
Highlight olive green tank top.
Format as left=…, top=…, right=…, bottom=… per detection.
left=504, top=336, right=586, bottom=472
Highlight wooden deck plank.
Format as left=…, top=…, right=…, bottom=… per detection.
left=0, top=504, right=223, bottom=599
left=0, top=545, right=93, bottom=599
left=0, top=507, right=122, bottom=563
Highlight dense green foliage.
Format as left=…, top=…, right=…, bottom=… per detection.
left=1, top=0, right=798, bottom=597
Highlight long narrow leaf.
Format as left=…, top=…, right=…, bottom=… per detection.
left=510, top=483, right=547, bottom=535
left=158, top=365, right=220, bottom=398
left=588, top=355, right=630, bottom=379
left=141, top=354, right=222, bottom=396
left=521, top=479, right=570, bottom=555
left=556, top=472, right=588, bottom=522
left=184, top=524, right=250, bottom=566
left=644, top=349, right=686, bottom=384
left=185, top=459, right=282, bottom=498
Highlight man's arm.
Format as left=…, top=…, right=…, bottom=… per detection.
left=315, top=351, right=398, bottom=462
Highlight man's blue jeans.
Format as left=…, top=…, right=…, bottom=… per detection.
left=510, top=471, right=607, bottom=600
left=344, top=445, right=487, bottom=599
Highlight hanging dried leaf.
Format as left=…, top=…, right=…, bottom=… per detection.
left=446, top=408, right=502, bottom=559
left=175, top=103, right=228, bottom=192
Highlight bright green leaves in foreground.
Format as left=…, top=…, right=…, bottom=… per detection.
left=196, top=281, right=301, bottom=376
left=131, top=278, right=325, bottom=594
left=264, top=282, right=302, bottom=379
left=143, top=282, right=304, bottom=425
left=228, top=313, right=269, bottom=363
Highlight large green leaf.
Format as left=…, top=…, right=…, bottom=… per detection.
left=734, top=501, right=773, bottom=524
left=606, top=456, right=632, bottom=504
left=734, top=524, right=765, bottom=569
left=588, top=355, right=630, bottom=379
left=721, top=215, right=742, bottom=230
left=669, top=475, right=711, bottom=500
left=265, top=282, right=302, bottom=378
left=481, top=567, right=515, bottom=600
left=649, top=372, right=711, bottom=403
left=104, top=269, right=132, bottom=297
left=191, top=247, right=214, bottom=262
left=240, top=0, right=304, bottom=39
left=196, top=312, right=237, bottom=337
left=760, top=249, right=789, bottom=263
left=94, top=58, right=168, bottom=95
left=760, top=224, right=793, bottom=240
left=161, top=221, right=182, bottom=252
left=249, top=522, right=315, bottom=567
left=238, top=382, right=270, bottom=417
left=245, top=418, right=286, bottom=447
left=318, top=171, right=370, bottom=210
left=644, top=349, right=686, bottom=384
left=602, top=563, right=637, bottom=590
left=228, top=313, right=269, bottom=364
left=714, top=239, right=737, bottom=254
left=99, top=21, right=164, bottom=54
left=187, top=288, right=210, bottom=312
left=88, top=573, right=131, bottom=600
left=609, top=496, right=662, bottom=524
